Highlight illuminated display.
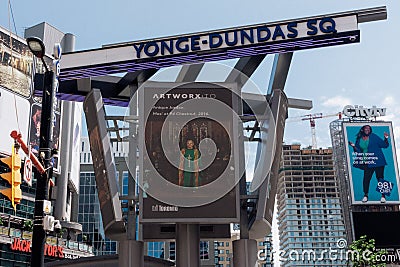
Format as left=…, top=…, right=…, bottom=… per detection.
left=343, top=122, right=400, bottom=205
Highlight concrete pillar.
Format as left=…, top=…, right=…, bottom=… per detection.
left=54, top=33, right=76, bottom=221
left=176, top=223, right=200, bottom=267
left=118, top=240, right=144, bottom=267
left=233, top=239, right=257, bottom=267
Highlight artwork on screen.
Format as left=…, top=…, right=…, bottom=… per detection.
left=139, top=82, right=240, bottom=223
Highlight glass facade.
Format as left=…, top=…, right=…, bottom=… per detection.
left=147, top=241, right=164, bottom=258
left=78, top=172, right=117, bottom=255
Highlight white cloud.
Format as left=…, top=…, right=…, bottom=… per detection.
left=382, top=96, right=396, bottom=106
left=321, top=95, right=352, bottom=109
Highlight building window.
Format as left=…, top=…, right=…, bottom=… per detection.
left=78, top=172, right=117, bottom=255
left=169, top=242, right=175, bottom=261
left=147, top=242, right=164, bottom=259
left=200, top=241, right=209, bottom=260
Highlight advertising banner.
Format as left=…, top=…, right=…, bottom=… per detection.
left=29, top=104, right=61, bottom=173
left=0, top=87, right=30, bottom=155
left=0, top=26, right=33, bottom=98
left=343, top=122, right=400, bottom=205
left=139, top=82, right=240, bottom=223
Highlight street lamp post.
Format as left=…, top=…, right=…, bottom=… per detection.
left=26, top=37, right=61, bottom=267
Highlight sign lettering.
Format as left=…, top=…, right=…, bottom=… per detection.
left=10, top=238, right=64, bottom=259
left=343, top=105, right=387, bottom=119
left=132, top=17, right=343, bottom=59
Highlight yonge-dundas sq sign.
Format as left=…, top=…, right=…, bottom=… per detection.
left=131, top=17, right=346, bottom=58
left=60, top=11, right=361, bottom=81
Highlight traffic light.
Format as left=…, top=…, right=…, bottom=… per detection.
left=0, top=145, right=22, bottom=210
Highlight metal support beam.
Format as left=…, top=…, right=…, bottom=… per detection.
left=175, top=63, right=204, bottom=82
left=225, top=55, right=266, bottom=87
left=267, top=52, right=293, bottom=95
left=355, top=6, right=387, bottom=23
left=83, top=89, right=126, bottom=240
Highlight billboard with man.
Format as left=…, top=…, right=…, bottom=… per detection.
left=343, top=122, right=400, bottom=205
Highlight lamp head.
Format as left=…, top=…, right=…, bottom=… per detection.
left=26, top=36, right=45, bottom=59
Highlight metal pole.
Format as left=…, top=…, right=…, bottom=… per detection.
left=127, top=84, right=137, bottom=241
left=176, top=223, right=200, bottom=267
left=31, top=70, right=55, bottom=266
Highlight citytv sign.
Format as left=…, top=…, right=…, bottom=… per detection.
left=343, top=105, right=387, bottom=119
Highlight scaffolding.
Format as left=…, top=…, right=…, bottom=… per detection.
left=329, top=119, right=354, bottom=243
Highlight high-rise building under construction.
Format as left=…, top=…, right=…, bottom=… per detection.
left=277, top=144, right=346, bottom=266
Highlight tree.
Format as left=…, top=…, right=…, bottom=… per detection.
left=348, top=235, right=386, bottom=267
left=23, top=220, right=33, bottom=232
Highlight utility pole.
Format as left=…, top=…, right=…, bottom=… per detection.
left=26, top=37, right=61, bottom=267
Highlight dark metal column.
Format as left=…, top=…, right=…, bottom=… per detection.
left=176, top=223, right=200, bottom=267
left=31, top=70, right=55, bottom=267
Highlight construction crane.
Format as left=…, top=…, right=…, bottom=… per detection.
left=290, top=112, right=341, bottom=149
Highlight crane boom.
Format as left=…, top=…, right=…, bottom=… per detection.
left=298, top=112, right=341, bottom=149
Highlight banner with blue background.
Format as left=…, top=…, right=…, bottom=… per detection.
left=343, top=122, right=400, bottom=204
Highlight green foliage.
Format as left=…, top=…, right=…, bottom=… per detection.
left=23, top=220, right=33, bottom=232
left=348, top=235, right=386, bottom=267
left=0, top=217, right=3, bottom=226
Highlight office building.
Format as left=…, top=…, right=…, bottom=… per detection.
left=79, top=136, right=128, bottom=255
left=0, top=23, right=92, bottom=265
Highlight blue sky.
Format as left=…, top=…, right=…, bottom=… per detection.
left=1, top=0, right=398, bottom=149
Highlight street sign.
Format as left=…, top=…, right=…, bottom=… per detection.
left=23, top=157, right=32, bottom=187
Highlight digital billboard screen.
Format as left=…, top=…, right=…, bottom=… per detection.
left=139, top=82, right=240, bottom=223
left=353, top=212, right=400, bottom=248
left=343, top=122, right=400, bottom=205
left=0, top=26, right=33, bottom=98
left=29, top=104, right=61, bottom=173
left=0, top=87, right=31, bottom=155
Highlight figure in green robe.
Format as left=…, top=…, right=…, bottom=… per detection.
left=179, top=139, right=200, bottom=187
